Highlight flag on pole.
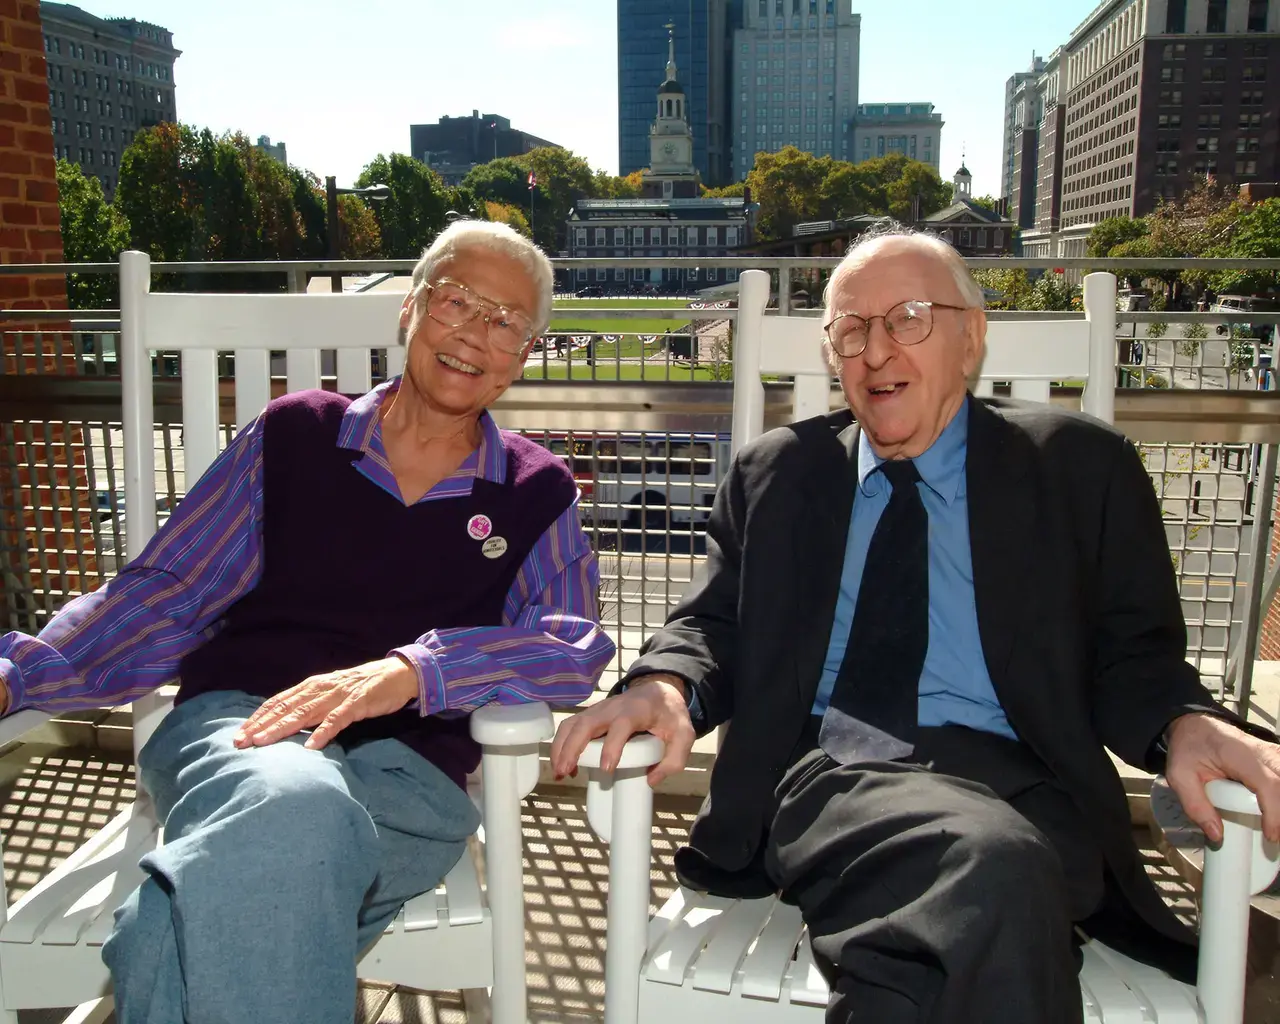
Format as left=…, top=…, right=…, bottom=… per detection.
left=527, top=171, right=537, bottom=190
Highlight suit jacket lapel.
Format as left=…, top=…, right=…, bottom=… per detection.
left=966, top=399, right=1039, bottom=706
left=789, top=418, right=859, bottom=709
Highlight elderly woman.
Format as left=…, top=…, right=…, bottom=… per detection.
left=0, top=221, right=614, bottom=1024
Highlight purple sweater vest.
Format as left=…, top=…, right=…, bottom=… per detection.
left=177, top=389, right=577, bottom=787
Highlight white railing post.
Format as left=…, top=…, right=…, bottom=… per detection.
left=1197, top=779, right=1280, bottom=1024
left=732, top=269, right=771, bottom=455
left=118, top=251, right=157, bottom=560
left=118, top=251, right=169, bottom=762
left=579, top=734, right=664, bottom=1024
left=1082, top=271, right=1117, bottom=424
left=479, top=748, right=526, bottom=1024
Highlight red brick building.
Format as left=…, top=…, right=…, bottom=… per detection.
left=1, top=0, right=97, bottom=628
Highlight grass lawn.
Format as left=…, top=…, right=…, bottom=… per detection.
left=549, top=297, right=700, bottom=336
left=523, top=361, right=716, bottom=381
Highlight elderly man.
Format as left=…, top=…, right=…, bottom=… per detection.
left=552, top=228, right=1280, bottom=1024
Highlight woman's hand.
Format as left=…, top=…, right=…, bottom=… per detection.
left=232, top=657, right=419, bottom=750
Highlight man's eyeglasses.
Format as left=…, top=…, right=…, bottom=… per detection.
left=823, top=300, right=971, bottom=358
left=421, top=278, right=534, bottom=355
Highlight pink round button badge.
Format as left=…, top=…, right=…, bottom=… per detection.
left=467, top=514, right=493, bottom=541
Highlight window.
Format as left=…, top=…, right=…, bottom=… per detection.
left=593, top=228, right=606, bottom=246
left=1206, top=0, right=1227, bottom=32
left=1166, top=0, right=1186, bottom=32
left=595, top=269, right=607, bottom=282
left=613, top=228, right=625, bottom=246
left=574, top=228, right=586, bottom=248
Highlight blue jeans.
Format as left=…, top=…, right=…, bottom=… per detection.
left=101, top=690, right=480, bottom=1024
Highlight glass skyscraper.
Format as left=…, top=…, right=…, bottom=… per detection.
left=617, top=1, right=732, bottom=185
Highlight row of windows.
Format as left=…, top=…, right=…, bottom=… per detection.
left=1069, top=48, right=1139, bottom=111
left=1159, top=90, right=1269, bottom=110
left=760, top=0, right=835, bottom=13
left=53, top=146, right=119, bottom=168
left=861, top=133, right=932, bottom=159
left=741, top=39, right=850, bottom=54
left=46, top=79, right=168, bottom=107
left=1066, top=161, right=1133, bottom=196
left=43, top=34, right=172, bottom=78
left=1165, top=0, right=1270, bottom=33
left=576, top=268, right=743, bottom=283
left=1064, top=182, right=1132, bottom=214
left=1066, top=137, right=1133, bottom=178
left=1163, top=41, right=1272, bottom=61
left=575, top=227, right=741, bottom=247
left=48, top=90, right=155, bottom=124
left=46, top=65, right=167, bottom=102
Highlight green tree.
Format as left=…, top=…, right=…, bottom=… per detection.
left=972, top=268, right=1033, bottom=309
left=461, top=157, right=529, bottom=210
left=56, top=160, right=131, bottom=309
left=884, top=160, right=953, bottom=221
left=335, top=194, right=382, bottom=258
left=515, top=146, right=597, bottom=252
left=970, top=195, right=999, bottom=212
left=1086, top=216, right=1148, bottom=258
left=483, top=200, right=531, bottom=237
left=702, top=180, right=746, bottom=198
left=115, top=122, right=195, bottom=262
left=744, top=146, right=831, bottom=240
left=1206, top=197, right=1280, bottom=295
left=1026, top=271, right=1076, bottom=311
left=355, top=153, right=453, bottom=258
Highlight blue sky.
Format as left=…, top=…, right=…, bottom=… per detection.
left=63, top=0, right=1093, bottom=197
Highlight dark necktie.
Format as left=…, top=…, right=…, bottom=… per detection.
left=819, top=458, right=929, bottom=764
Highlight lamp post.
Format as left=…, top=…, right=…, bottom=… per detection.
left=325, top=176, right=391, bottom=293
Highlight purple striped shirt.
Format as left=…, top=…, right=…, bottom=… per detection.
left=0, top=380, right=614, bottom=717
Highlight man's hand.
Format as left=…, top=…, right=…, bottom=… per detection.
left=233, top=657, right=419, bottom=751
left=550, top=673, right=695, bottom=787
left=1165, top=712, right=1280, bottom=844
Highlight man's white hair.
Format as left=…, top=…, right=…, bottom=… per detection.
left=822, top=222, right=984, bottom=311
left=399, top=220, right=554, bottom=346
left=819, top=222, right=984, bottom=374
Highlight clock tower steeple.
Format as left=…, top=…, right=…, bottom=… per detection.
left=643, top=23, right=698, bottom=198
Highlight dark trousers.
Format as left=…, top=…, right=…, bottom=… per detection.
left=764, top=721, right=1106, bottom=1024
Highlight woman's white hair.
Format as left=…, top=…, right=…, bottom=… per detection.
left=398, top=220, right=554, bottom=346
left=820, top=221, right=985, bottom=374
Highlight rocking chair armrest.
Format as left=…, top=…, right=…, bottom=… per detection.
left=469, top=701, right=553, bottom=748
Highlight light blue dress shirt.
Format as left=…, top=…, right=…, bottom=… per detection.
left=811, top=400, right=1017, bottom=740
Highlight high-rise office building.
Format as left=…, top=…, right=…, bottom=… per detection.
left=1001, top=56, right=1046, bottom=203
left=730, top=0, right=861, bottom=180
left=617, top=1, right=731, bottom=185
left=39, top=1, right=180, bottom=197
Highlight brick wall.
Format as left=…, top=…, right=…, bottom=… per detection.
left=1260, top=488, right=1280, bottom=662
left=1, top=0, right=98, bottom=631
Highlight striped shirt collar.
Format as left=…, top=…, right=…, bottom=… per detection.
left=337, top=377, right=508, bottom=485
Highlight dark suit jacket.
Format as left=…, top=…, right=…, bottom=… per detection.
left=622, top=397, right=1267, bottom=967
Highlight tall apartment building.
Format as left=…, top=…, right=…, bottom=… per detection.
left=730, top=0, right=861, bottom=179
left=1001, top=55, right=1046, bottom=202
left=39, top=2, right=179, bottom=197
left=851, top=103, right=943, bottom=170
left=1011, top=48, right=1067, bottom=253
left=1054, top=0, right=1280, bottom=257
left=617, top=0, right=731, bottom=185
